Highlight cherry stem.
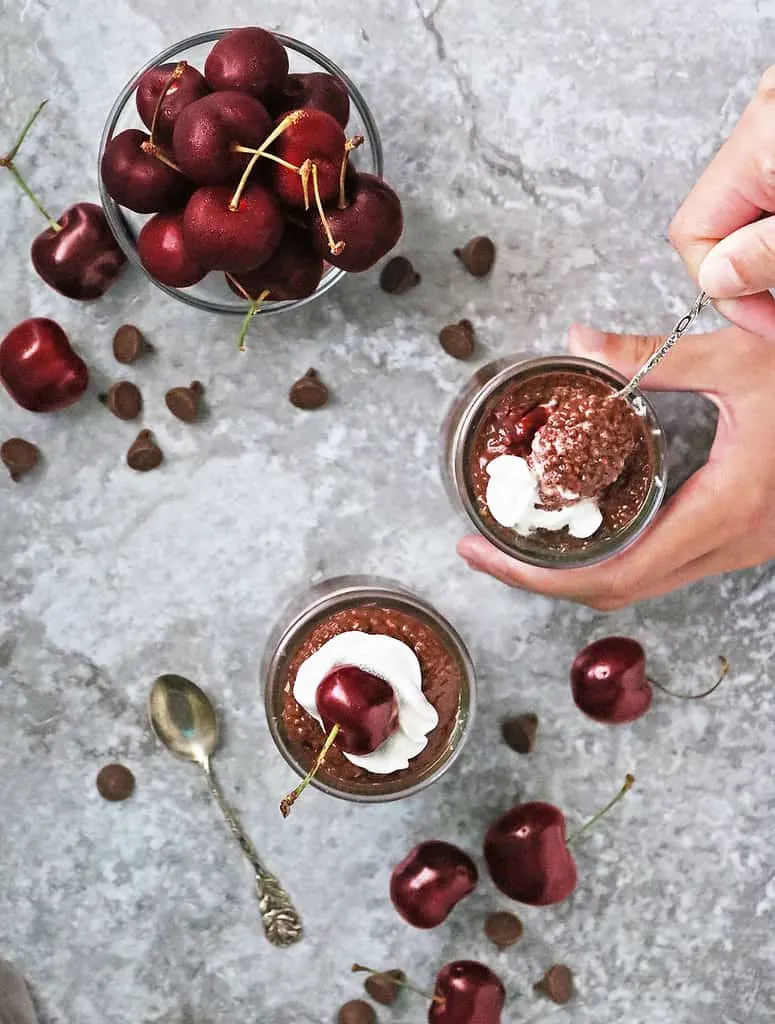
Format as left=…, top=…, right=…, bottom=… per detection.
left=280, top=723, right=339, bottom=817
left=149, top=62, right=186, bottom=147
left=232, top=144, right=301, bottom=173
left=566, top=774, right=635, bottom=847
left=235, top=288, right=271, bottom=352
left=140, top=140, right=183, bottom=173
left=351, top=965, right=445, bottom=1006
left=650, top=655, right=729, bottom=701
left=230, top=112, right=300, bottom=212
left=338, top=135, right=364, bottom=209
left=310, top=162, right=345, bottom=255
left=0, top=99, right=60, bottom=232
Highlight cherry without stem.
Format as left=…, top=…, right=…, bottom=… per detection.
left=172, top=91, right=272, bottom=186
left=0, top=318, right=88, bottom=413
left=390, top=840, right=478, bottom=929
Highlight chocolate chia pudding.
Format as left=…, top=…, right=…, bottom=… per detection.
left=265, top=580, right=475, bottom=801
left=468, top=368, right=654, bottom=555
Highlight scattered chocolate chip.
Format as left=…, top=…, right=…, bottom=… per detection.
left=126, top=430, right=163, bottom=472
left=364, top=969, right=405, bottom=1006
left=439, top=319, right=476, bottom=360
left=501, top=713, right=538, bottom=754
left=96, top=763, right=135, bottom=802
left=100, top=381, right=143, bottom=421
left=165, top=381, right=204, bottom=423
left=485, top=911, right=523, bottom=949
left=379, top=256, right=421, bottom=294
left=1, top=438, right=40, bottom=482
left=337, top=1000, right=376, bottom=1024
left=289, top=368, right=328, bottom=410
left=534, top=965, right=574, bottom=1005
left=454, top=235, right=496, bottom=277
left=113, top=324, right=150, bottom=364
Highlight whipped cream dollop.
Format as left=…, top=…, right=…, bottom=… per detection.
left=293, top=631, right=439, bottom=774
left=485, top=454, right=603, bottom=539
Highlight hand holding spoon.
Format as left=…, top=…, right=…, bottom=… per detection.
left=615, top=290, right=711, bottom=399
left=148, top=673, right=303, bottom=947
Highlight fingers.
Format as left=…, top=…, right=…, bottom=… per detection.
left=699, top=215, right=775, bottom=297
left=457, top=465, right=731, bottom=609
left=711, top=293, right=775, bottom=342
left=669, top=65, right=775, bottom=281
left=567, top=322, right=739, bottom=394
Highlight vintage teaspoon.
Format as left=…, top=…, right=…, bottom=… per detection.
left=148, top=673, right=303, bottom=947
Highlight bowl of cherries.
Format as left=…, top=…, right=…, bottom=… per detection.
left=99, top=27, right=400, bottom=332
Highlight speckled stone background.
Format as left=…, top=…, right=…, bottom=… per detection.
left=1, top=1, right=775, bottom=1022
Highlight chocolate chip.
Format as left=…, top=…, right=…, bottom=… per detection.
left=534, top=965, right=574, bottom=1005
left=126, top=430, right=163, bottom=472
left=165, top=381, right=203, bottom=423
left=113, top=325, right=150, bottom=364
left=379, top=256, right=421, bottom=294
left=100, top=381, right=143, bottom=421
left=289, top=368, right=328, bottom=410
left=364, top=969, right=405, bottom=1006
left=337, top=1000, right=376, bottom=1024
left=501, top=713, right=538, bottom=754
left=454, top=235, right=496, bottom=277
left=439, top=319, right=475, bottom=360
left=1, top=438, right=40, bottom=482
left=485, top=911, right=523, bottom=949
left=96, top=763, right=135, bottom=802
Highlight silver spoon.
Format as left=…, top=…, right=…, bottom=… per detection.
left=615, top=290, right=711, bottom=400
left=148, top=673, right=303, bottom=947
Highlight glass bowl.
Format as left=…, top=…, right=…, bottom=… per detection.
left=263, top=576, right=477, bottom=804
left=440, top=354, right=668, bottom=570
left=98, top=29, right=383, bottom=316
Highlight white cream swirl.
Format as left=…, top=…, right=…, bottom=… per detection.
left=292, top=631, right=439, bottom=774
left=485, top=454, right=602, bottom=539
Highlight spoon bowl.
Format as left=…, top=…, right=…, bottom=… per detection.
left=148, top=673, right=219, bottom=764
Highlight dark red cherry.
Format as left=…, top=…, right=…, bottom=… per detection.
left=271, top=109, right=345, bottom=209
left=226, top=223, right=323, bottom=302
left=315, top=665, right=398, bottom=756
left=137, top=211, right=206, bottom=288
left=182, top=183, right=284, bottom=273
left=0, top=318, right=88, bottom=413
left=271, top=72, right=350, bottom=127
left=429, top=961, right=505, bottom=1024
left=390, top=841, right=478, bottom=929
left=571, top=637, right=652, bottom=725
left=310, top=173, right=403, bottom=272
left=135, top=61, right=210, bottom=145
left=484, top=802, right=577, bottom=906
left=172, top=91, right=272, bottom=186
left=204, top=27, right=289, bottom=99
left=100, top=129, right=187, bottom=213
left=30, top=202, right=126, bottom=300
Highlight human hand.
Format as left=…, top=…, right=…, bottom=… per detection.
left=457, top=323, right=775, bottom=609
left=671, top=66, right=775, bottom=340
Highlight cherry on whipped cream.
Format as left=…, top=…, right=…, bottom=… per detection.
left=316, top=665, right=399, bottom=755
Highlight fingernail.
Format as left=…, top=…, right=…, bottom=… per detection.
left=699, top=252, right=746, bottom=299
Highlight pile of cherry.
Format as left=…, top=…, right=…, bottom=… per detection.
left=334, top=638, right=728, bottom=1023
left=100, top=26, right=402, bottom=340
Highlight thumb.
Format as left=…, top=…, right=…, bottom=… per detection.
left=698, top=215, right=775, bottom=299
left=568, top=322, right=733, bottom=393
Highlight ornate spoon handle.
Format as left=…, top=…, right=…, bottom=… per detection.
left=201, top=760, right=303, bottom=947
left=615, top=291, right=711, bottom=399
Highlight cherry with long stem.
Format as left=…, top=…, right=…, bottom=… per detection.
left=0, top=100, right=61, bottom=232
left=280, top=724, right=340, bottom=818
left=566, top=774, right=635, bottom=847
left=229, top=112, right=301, bottom=212
left=652, top=655, right=729, bottom=701
left=139, top=64, right=186, bottom=173
left=338, top=135, right=364, bottom=209
left=351, top=964, right=445, bottom=1006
